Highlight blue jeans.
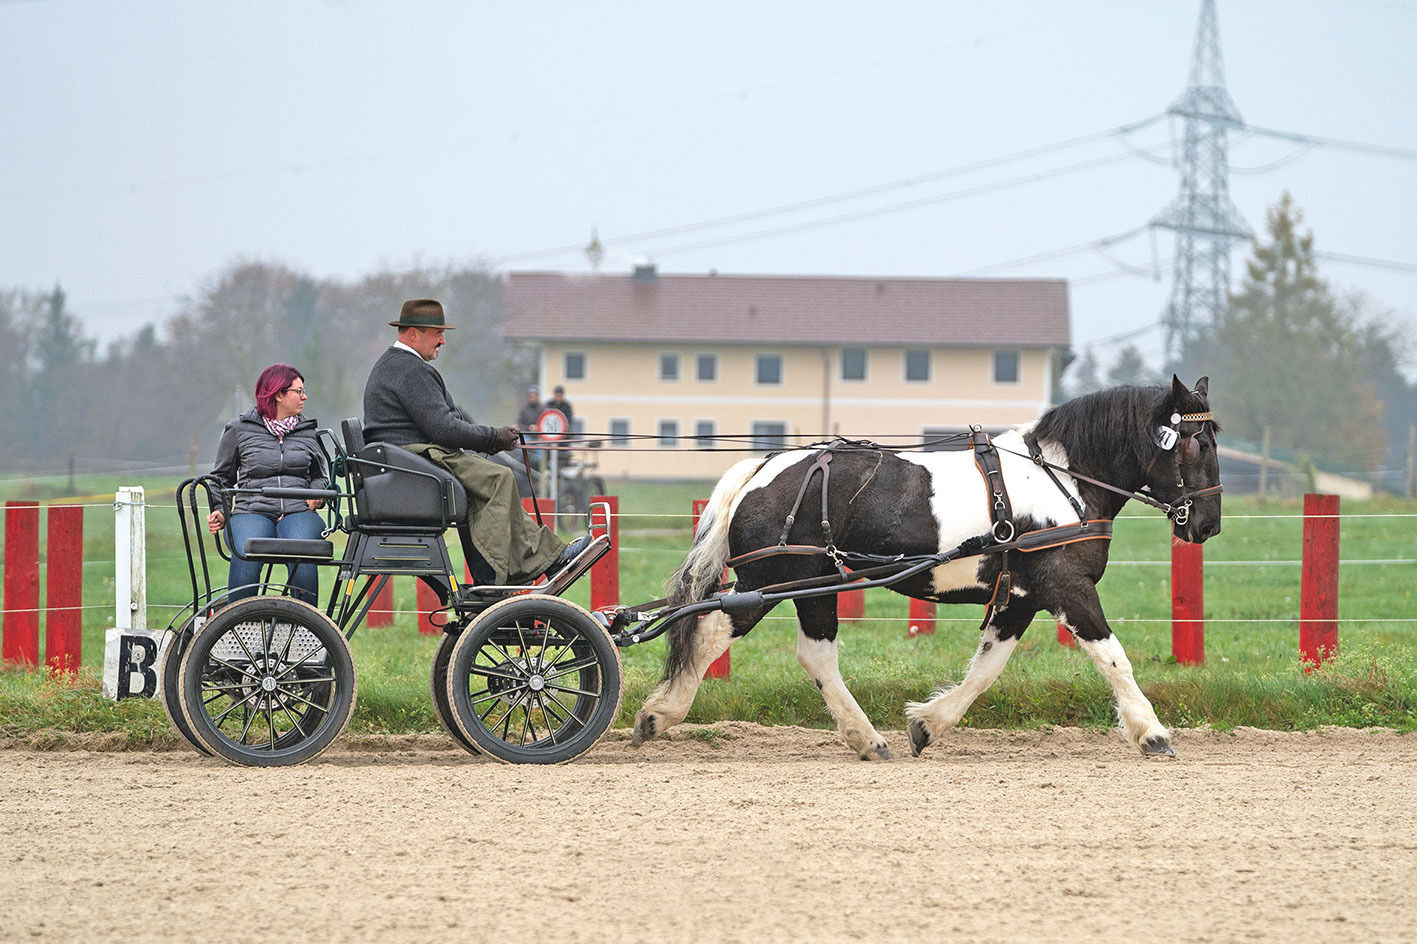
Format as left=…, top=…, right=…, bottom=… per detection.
left=227, top=511, right=324, bottom=605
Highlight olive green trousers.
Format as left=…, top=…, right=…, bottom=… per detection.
left=406, top=444, right=563, bottom=584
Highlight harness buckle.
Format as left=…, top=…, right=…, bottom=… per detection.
left=992, top=519, right=1016, bottom=544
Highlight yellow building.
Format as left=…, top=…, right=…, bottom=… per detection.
left=504, top=267, right=1070, bottom=479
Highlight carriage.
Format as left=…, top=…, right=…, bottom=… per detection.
left=161, top=378, right=1223, bottom=766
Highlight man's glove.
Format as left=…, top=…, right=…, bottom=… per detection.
left=493, top=425, right=520, bottom=453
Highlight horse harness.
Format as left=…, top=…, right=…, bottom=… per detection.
left=725, top=435, right=1114, bottom=615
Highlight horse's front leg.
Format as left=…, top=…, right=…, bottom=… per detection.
left=906, top=605, right=1034, bottom=756
left=793, top=597, right=892, bottom=761
left=1059, top=590, right=1174, bottom=756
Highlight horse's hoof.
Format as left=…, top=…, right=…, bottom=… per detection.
left=907, top=718, right=932, bottom=757
left=860, top=744, right=893, bottom=762
left=1140, top=734, right=1176, bottom=757
left=631, top=712, right=658, bottom=746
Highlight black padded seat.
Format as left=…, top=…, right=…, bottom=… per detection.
left=340, top=418, right=468, bottom=529
left=240, top=537, right=335, bottom=561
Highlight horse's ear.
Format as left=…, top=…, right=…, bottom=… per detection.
left=1194, top=376, right=1209, bottom=398
left=1170, top=375, right=1190, bottom=406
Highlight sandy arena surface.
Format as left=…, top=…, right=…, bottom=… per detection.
left=2, top=724, right=1414, bottom=944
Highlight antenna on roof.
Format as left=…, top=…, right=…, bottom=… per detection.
left=585, top=227, right=605, bottom=272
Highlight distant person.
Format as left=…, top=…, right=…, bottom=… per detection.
left=516, top=385, right=543, bottom=431
left=206, top=363, right=327, bottom=605
left=546, top=384, right=574, bottom=428
left=361, top=299, right=589, bottom=585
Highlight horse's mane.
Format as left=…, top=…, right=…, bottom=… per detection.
left=1032, top=384, right=1177, bottom=483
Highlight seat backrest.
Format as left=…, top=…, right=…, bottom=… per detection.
left=341, top=417, right=367, bottom=457
left=350, top=442, right=468, bottom=528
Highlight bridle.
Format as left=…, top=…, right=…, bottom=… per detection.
left=1013, top=407, right=1223, bottom=528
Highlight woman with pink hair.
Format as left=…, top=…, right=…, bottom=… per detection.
left=206, top=363, right=328, bottom=604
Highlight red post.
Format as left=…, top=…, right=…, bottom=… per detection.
left=1056, top=622, right=1076, bottom=648
left=692, top=499, right=730, bottom=680
left=907, top=598, right=935, bottom=637
left=415, top=579, right=440, bottom=635
left=1300, top=493, right=1340, bottom=668
left=1171, top=540, right=1205, bottom=665
left=3, top=502, right=40, bottom=666
left=522, top=497, right=555, bottom=525
left=45, top=505, right=84, bottom=674
left=589, top=495, right=619, bottom=611
left=367, top=576, right=394, bottom=627
left=837, top=584, right=865, bottom=620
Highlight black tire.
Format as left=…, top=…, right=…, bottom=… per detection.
left=431, top=630, right=480, bottom=756
left=158, top=617, right=212, bottom=756
left=176, top=597, right=356, bottom=767
left=446, top=595, right=621, bottom=764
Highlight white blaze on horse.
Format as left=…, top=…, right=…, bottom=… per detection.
left=632, top=377, right=1223, bottom=760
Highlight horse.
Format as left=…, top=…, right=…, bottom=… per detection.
left=631, top=376, right=1222, bottom=760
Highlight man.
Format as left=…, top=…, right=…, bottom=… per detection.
left=362, top=299, right=589, bottom=584
left=516, top=386, right=543, bottom=431
left=545, top=384, right=574, bottom=428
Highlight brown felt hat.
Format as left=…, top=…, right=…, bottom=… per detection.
left=389, top=298, right=456, bottom=330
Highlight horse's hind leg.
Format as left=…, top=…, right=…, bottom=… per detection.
left=905, top=605, right=1034, bottom=757
left=632, top=609, right=746, bottom=745
left=793, top=596, right=892, bottom=761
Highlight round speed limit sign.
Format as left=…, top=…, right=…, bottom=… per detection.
left=536, top=407, right=568, bottom=442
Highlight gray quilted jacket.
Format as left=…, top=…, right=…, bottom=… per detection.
left=209, top=408, right=328, bottom=517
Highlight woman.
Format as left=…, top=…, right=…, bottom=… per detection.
left=206, top=363, right=328, bottom=604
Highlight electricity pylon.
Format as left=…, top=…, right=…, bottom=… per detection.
left=1152, top=0, right=1252, bottom=365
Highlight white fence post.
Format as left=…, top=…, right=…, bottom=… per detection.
left=105, top=486, right=157, bottom=699
left=113, top=486, right=147, bottom=630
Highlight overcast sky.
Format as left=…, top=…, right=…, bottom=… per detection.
left=6, top=0, right=1416, bottom=370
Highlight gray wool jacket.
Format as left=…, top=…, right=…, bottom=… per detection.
left=209, top=408, right=329, bottom=517
left=362, top=346, right=501, bottom=453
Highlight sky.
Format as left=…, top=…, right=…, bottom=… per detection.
left=6, top=0, right=1417, bottom=372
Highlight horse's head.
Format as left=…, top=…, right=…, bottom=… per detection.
left=1147, top=375, right=1223, bottom=543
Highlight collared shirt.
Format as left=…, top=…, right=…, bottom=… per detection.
left=393, top=340, right=421, bottom=358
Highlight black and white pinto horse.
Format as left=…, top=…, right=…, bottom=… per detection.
left=632, top=377, right=1222, bottom=760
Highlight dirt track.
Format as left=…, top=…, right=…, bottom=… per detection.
left=2, top=725, right=1414, bottom=943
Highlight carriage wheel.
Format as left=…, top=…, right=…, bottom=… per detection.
left=158, top=617, right=211, bottom=756
left=430, top=629, right=480, bottom=756
left=446, top=595, right=622, bottom=764
left=176, top=597, right=356, bottom=767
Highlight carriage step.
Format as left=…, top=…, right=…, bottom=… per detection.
left=242, top=537, right=336, bottom=561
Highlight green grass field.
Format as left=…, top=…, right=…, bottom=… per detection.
left=1, top=473, right=1415, bottom=743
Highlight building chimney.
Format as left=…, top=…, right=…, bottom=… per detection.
left=632, top=261, right=658, bottom=282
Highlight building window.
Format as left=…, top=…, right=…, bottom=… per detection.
left=993, top=350, right=1020, bottom=384
left=694, top=419, right=716, bottom=449
left=841, top=348, right=867, bottom=382
left=609, top=418, right=630, bottom=446
left=696, top=353, right=717, bottom=382
left=564, top=351, right=586, bottom=380
left=755, top=354, right=782, bottom=385
left=750, top=421, right=788, bottom=452
left=659, top=353, right=680, bottom=381
left=905, top=349, right=931, bottom=382
left=658, top=419, right=679, bottom=447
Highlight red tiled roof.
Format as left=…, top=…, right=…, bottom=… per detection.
left=503, top=271, right=1070, bottom=347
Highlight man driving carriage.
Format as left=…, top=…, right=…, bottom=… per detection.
left=361, top=298, right=590, bottom=585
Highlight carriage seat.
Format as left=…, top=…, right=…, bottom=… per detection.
left=240, top=537, right=335, bottom=561
left=340, top=418, right=468, bottom=530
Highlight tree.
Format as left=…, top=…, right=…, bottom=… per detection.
left=1065, top=346, right=1102, bottom=398
left=1193, top=193, right=1390, bottom=473
left=1105, top=344, right=1160, bottom=388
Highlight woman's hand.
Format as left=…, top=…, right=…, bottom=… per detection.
left=206, top=510, right=225, bottom=533
left=306, top=498, right=324, bottom=511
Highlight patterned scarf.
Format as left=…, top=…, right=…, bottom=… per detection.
left=263, top=415, right=301, bottom=441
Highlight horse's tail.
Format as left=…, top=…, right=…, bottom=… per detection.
left=660, top=456, right=765, bottom=678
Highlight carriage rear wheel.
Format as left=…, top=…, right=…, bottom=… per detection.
left=158, top=617, right=211, bottom=756
left=431, top=629, right=480, bottom=756
left=445, top=595, right=621, bottom=764
left=176, top=596, right=356, bottom=767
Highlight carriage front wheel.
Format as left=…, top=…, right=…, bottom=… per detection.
left=445, top=595, right=622, bottom=764
left=176, top=596, right=357, bottom=767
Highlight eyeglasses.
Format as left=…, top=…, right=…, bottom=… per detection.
left=284, top=387, right=309, bottom=398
